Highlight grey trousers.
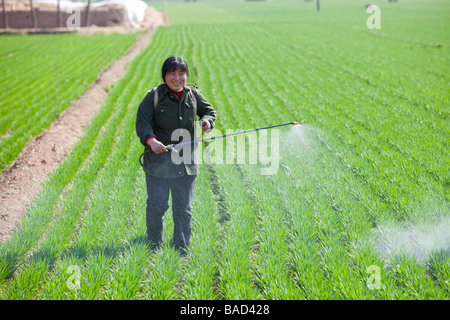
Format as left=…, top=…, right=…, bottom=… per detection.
left=145, top=173, right=196, bottom=251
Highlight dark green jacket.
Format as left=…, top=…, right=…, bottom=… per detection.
left=136, top=83, right=216, bottom=178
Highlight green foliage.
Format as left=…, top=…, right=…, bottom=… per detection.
left=0, top=33, right=136, bottom=174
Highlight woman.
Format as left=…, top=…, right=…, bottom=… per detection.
left=135, top=56, right=216, bottom=254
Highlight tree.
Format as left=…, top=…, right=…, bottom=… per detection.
left=29, top=0, right=37, bottom=28
left=57, top=0, right=61, bottom=27
left=2, top=0, right=8, bottom=29
left=85, top=0, right=91, bottom=27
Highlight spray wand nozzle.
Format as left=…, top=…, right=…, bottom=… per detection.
left=165, top=121, right=300, bottom=150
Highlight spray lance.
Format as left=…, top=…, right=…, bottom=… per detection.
left=139, top=121, right=299, bottom=167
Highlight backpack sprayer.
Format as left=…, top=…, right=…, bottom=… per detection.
left=139, top=121, right=299, bottom=166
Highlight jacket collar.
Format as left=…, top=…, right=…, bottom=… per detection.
left=161, top=83, right=191, bottom=96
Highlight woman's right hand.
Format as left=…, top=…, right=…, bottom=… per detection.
left=147, top=137, right=168, bottom=154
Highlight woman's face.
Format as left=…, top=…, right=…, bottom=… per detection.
left=164, top=68, right=187, bottom=92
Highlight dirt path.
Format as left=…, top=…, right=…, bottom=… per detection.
left=0, top=8, right=168, bottom=243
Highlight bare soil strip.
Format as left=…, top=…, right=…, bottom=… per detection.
left=0, top=9, right=167, bottom=243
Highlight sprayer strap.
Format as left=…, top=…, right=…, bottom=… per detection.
left=147, top=87, right=158, bottom=111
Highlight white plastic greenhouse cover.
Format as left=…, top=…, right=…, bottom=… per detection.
left=29, top=0, right=149, bottom=22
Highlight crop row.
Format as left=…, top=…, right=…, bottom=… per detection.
left=0, top=32, right=146, bottom=285
left=0, top=33, right=137, bottom=174
left=183, top=19, right=448, bottom=218
left=178, top=2, right=448, bottom=297
left=200, top=34, right=448, bottom=295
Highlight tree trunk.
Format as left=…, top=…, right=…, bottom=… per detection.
left=29, top=0, right=37, bottom=28
left=85, top=0, right=91, bottom=27
left=2, top=0, right=8, bottom=29
left=316, top=0, right=320, bottom=12
left=57, top=0, right=61, bottom=27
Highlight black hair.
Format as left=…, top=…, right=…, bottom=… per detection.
left=161, top=56, right=189, bottom=83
